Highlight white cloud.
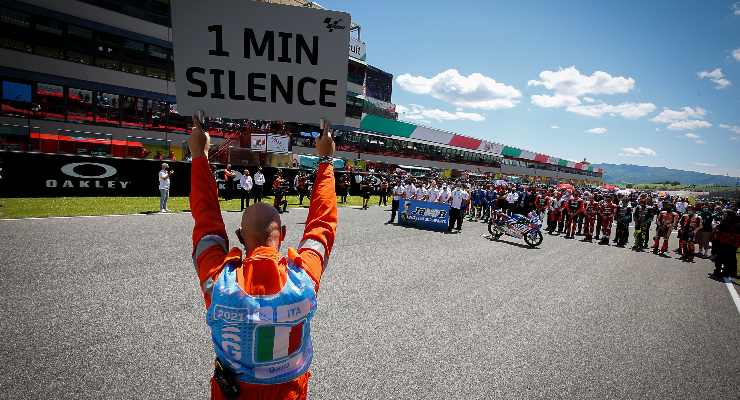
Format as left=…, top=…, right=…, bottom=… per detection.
left=733, top=2, right=740, bottom=15
left=528, top=66, right=635, bottom=97
left=683, top=132, right=706, bottom=144
left=527, top=66, right=655, bottom=119
left=566, top=102, right=656, bottom=119
left=551, top=125, right=560, bottom=129
left=586, top=127, right=608, bottom=134
left=651, top=106, right=712, bottom=130
left=531, top=94, right=580, bottom=108
left=697, top=68, right=731, bottom=89
left=694, top=162, right=716, bottom=167
left=396, top=103, right=485, bottom=123
left=396, top=69, right=521, bottom=110
left=720, top=123, right=740, bottom=135
left=731, top=137, right=739, bottom=141
left=733, top=48, right=740, bottom=62
left=619, top=146, right=656, bottom=157
left=665, top=120, right=713, bottom=130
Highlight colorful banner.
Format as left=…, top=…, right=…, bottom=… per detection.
left=398, top=200, right=450, bottom=232
left=359, top=115, right=599, bottom=170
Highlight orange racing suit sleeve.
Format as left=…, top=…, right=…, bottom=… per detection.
left=296, top=163, right=337, bottom=292
left=190, top=156, right=231, bottom=308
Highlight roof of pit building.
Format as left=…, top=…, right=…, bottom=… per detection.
left=358, top=114, right=602, bottom=173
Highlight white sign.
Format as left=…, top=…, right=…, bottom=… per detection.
left=267, top=134, right=290, bottom=153
left=171, top=0, right=350, bottom=124
left=349, top=38, right=366, bottom=61
left=251, top=134, right=266, bottom=151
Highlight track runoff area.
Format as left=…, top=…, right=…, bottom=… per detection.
left=0, top=206, right=738, bottom=399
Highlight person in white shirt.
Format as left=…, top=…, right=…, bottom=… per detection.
left=505, top=189, right=519, bottom=215
left=158, top=163, right=173, bottom=213
left=448, top=185, right=470, bottom=232
left=388, top=181, right=406, bottom=224
left=253, top=167, right=265, bottom=203
left=239, top=169, right=253, bottom=211
left=416, top=184, right=427, bottom=201
left=428, top=182, right=441, bottom=203
left=438, top=185, right=451, bottom=203
left=404, top=181, right=417, bottom=200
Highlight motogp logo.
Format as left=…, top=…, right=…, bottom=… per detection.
left=323, top=18, right=345, bottom=32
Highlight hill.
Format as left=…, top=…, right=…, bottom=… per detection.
left=592, top=163, right=739, bottom=186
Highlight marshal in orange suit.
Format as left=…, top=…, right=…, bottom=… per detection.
left=189, top=116, right=337, bottom=399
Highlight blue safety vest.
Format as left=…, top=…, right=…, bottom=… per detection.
left=206, top=260, right=317, bottom=385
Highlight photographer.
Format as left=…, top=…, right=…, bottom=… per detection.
left=158, top=163, right=173, bottom=213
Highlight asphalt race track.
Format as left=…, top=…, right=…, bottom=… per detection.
left=1, top=206, right=738, bottom=399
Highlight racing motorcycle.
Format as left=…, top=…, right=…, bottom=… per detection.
left=488, top=211, right=544, bottom=247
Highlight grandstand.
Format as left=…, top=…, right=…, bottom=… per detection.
left=0, top=0, right=602, bottom=187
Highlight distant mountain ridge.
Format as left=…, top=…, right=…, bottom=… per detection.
left=592, top=163, right=739, bottom=186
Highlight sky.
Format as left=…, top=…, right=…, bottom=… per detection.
left=317, top=0, right=740, bottom=178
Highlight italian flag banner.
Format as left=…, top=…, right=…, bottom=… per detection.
left=255, top=322, right=304, bottom=362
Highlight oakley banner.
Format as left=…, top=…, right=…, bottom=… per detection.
left=171, top=0, right=350, bottom=124
left=398, top=200, right=450, bottom=232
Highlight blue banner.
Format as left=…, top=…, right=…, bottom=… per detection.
left=398, top=200, right=450, bottom=232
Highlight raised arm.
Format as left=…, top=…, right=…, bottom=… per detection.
left=297, top=120, right=338, bottom=291
left=188, top=116, right=229, bottom=306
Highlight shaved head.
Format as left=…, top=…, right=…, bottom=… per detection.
left=240, top=203, right=283, bottom=249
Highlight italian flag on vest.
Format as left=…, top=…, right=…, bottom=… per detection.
left=255, top=322, right=304, bottom=362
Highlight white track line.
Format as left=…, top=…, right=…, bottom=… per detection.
left=0, top=212, right=193, bottom=221
left=723, top=277, right=740, bottom=316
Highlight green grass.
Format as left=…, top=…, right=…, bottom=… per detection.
left=0, top=195, right=385, bottom=219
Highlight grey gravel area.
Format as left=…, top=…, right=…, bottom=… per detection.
left=0, top=205, right=738, bottom=399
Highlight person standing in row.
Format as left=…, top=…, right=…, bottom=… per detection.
left=239, top=169, right=253, bottom=211
left=598, top=196, right=617, bottom=245
left=711, top=210, right=739, bottom=281
left=448, top=185, right=469, bottom=232
left=388, top=180, right=405, bottom=223
left=582, top=194, right=599, bottom=242
left=253, top=167, right=265, bottom=203
left=379, top=179, right=389, bottom=206
left=614, top=198, right=632, bottom=247
left=158, top=162, right=173, bottom=213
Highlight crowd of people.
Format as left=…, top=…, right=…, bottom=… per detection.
left=378, top=174, right=739, bottom=281
left=197, top=164, right=738, bottom=282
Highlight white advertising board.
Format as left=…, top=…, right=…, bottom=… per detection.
left=251, top=134, right=266, bottom=151
left=266, top=134, right=290, bottom=153
left=349, top=37, right=366, bottom=61
left=171, top=0, right=350, bottom=124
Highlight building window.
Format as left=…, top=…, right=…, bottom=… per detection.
left=33, top=83, right=65, bottom=121
left=121, top=96, right=147, bottom=128
left=1, top=80, right=33, bottom=117
left=67, top=88, right=94, bottom=123
left=95, top=92, right=120, bottom=126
